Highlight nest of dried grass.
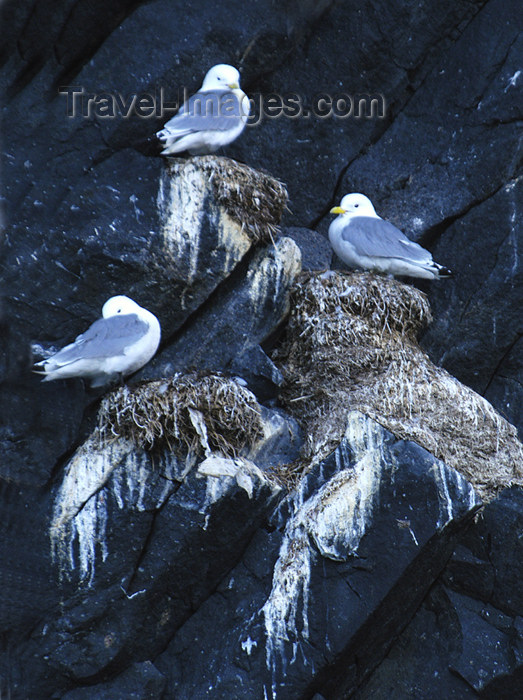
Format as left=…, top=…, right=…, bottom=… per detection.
left=273, top=271, right=523, bottom=500
left=96, top=373, right=264, bottom=458
left=191, top=156, right=288, bottom=243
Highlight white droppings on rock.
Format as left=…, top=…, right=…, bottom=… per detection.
left=312, top=412, right=385, bottom=559
left=157, top=164, right=205, bottom=286
left=431, top=461, right=454, bottom=529
left=241, top=637, right=258, bottom=655
left=112, top=450, right=151, bottom=511
left=73, top=493, right=109, bottom=586
left=216, top=209, right=252, bottom=279
left=50, top=433, right=174, bottom=584
left=201, top=473, right=235, bottom=528
left=431, top=459, right=480, bottom=530
left=248, top=238, right=301, bottom=319
left=51, top=434, right=133, bottom=535
left=261, top=411, right=384, bottom=682
left=507, top=178, right=520, bottom=275
left=156, top=160, right=253, bottom=303
left=504, top=70, right=521, bottom=91
left=197, top=453, right=278, bottom=523
left=188, top=407, right=212, bottom=456
left=129, top=193, right=143, bottom=221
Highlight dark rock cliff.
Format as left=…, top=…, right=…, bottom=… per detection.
left=1, top=1, right=522, bottom=698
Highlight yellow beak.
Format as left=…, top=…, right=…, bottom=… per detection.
left=330, top=206, right=346, bottom=215
left=228, top=82, right=239, bottom=90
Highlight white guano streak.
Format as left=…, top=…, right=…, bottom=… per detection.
left=50, top=435, right=176, bottom=585
left=157, top=166, right=204, bottom=286
left=261, top=412, right=385, bottom=695
left=430, top=459, right=479, bottom=530
left=157, top=164, right=251, bottom=298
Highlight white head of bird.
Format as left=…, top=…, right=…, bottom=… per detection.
left=330, top=193, right=378, bottom=219
left=201, top=64, right=241, bottom=91
left=102, top=295, right=143, bottom=318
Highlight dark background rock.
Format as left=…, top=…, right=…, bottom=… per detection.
left=423, top=179, right=523, bottom=433
left=282, top=226, right=333, bottom=271
left=1, top=0, right=523, bottom=697
left=61, top=661, right=166, bottom=700
left=354, top=488, right=523, bottom=699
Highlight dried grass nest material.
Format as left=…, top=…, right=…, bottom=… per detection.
left=169, top=155, right=288, bottom=243
left=273, top=270, right=523, bottom=500
left=97, top=373, right=264, bottom=458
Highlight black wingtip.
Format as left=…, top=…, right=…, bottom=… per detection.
left=437, top=265, right=454, bottom=278
left=131, top=134, right=164, bottom=157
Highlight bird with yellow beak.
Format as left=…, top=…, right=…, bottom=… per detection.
left=329, top=193, right=452, bottom=279
left=156, top=64, right=250, bottom=155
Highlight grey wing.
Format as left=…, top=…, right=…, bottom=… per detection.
left=159, top=90, right=244, bottom=136
left=50, top=314, right=148, bottom=365
left=343, top=217, right=433, bottom=263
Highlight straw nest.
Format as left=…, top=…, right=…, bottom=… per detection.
left=273, top=271, right=523, bottom=500
left=167, top=155, right=288, bottom=244
left=96, top=373, right=264, bottom=459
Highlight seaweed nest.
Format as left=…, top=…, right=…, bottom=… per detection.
left=273, top=271, right=523, bottom=500
left=96, top=373, right=264, bottom=458
left=199, top=156, right=288, bottom=243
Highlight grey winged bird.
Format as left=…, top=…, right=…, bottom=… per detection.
left=329, top=193, right=452, bottom=280
left=156, top=64, right=250, bottom=155
left=33, top=296, right=161, bottom=387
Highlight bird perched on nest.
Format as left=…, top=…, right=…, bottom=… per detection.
left=33, top=296, right=161, bottom=387
left=156, top=64, right=250, bottom=155
left=329, top=193, right=452, bottom=280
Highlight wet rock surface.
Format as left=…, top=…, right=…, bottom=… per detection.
left=1, top=0, right=523, bottom=697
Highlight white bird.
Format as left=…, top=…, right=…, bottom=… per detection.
left=156, top=64, right=250, bottom=155
left=329, top=193, right=452, bottom=280
left=33, top=296, right=161, bottom=387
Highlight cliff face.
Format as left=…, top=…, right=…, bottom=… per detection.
left=1, top=1, right=522, bottom=698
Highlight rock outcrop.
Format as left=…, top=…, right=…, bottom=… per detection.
left=34, top=376, right=296, bottom=696
left=152, top=411, right=481, bottom=699
left=354, top=487, right=523, bottom=699
left=1, top=0, right=522, bottom=697
left=274, top=272, right=523, bottom=500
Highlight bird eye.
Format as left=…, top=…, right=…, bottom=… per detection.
left=355, top=204, right=359, bottom=207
